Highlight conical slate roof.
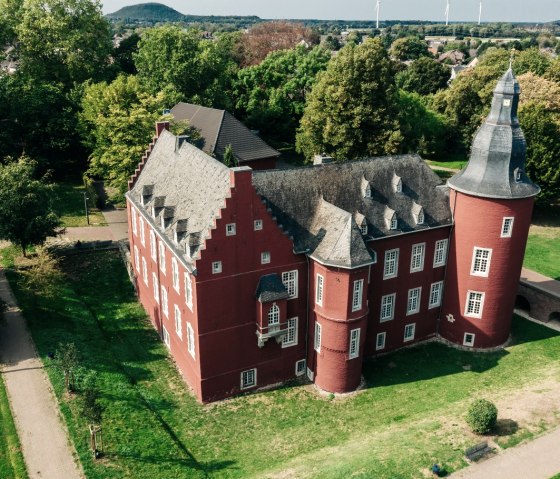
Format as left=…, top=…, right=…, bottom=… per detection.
left=448, top=68, right=540, bottom=199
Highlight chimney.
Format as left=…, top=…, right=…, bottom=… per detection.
left=313, top=154, right=334, bottom=166
left=156, top=121, right=170, bottom=138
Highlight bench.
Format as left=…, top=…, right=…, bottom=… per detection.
left=465, top=441, right=492, bottom=461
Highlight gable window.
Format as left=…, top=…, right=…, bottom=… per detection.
left=140, top=217, right=145, bottom=246
left=261, top=251, right=271, bottom=264
left=295, top=359, right=306, bottom=376
left=380, top=293, right=396, bottom=322
left=314, top=322, right=322, bottom=352
left=349, top=328, right=360, bottom=359
left=416, top=208, right=425, bottom=225
left=282, top=270, right=298, bottom=299
left=212, top=261, right=222, bottom=274
left=315, top=274, right=324, bottom=306
left=158, top=242, right=166, bottom=274
left=142, top=257, right=148, bottom=286
left=150, top=231, right=157, bottom=261
left=383, top=249, right=399, bottom=279
left=131, top=209, right=137, bottom=235
left=352, top=279, right=364, bottom=312
left=152, top=273, right=159, bottom=304
left=376, top=332, right=386, bottom=350
left=185, top=273, right=193, bottom=310
left=471, top=247, right=492, bottom=277
left=268, top=304, right=280, bottom=331
left=463, top=333, right=475, bottom=347
left=241, top=369, right=257, bottom=389
left=282, top=317, right=298, bottom=348
left=404, top=323, right=416, bottom=342
left=429, top=281, right=444, bottom=309
left=162, top=326, right=170, bottom=348
left=465, top=291, right=485, bottom=318
left=226, top=223, right=236, bottom=236
left=174, top=305, right=182, bottom=339
left=501, top=217, right=514, bottom=238
left=254, top=219, right=263, bottom=230
left=161, top=286, right=169, bottom=318
left=171, top=258, right=180, bottom=292
left=407, top=287, right=421, bottom=315
left=187, top=322, right=195, bottom=358
left=433, top=239, right=448, bottom=267
left=134, top=245, right=140, bottom=272
left=410, top=243, right=425, bottom=273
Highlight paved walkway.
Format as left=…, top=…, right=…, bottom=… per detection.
left=521, top=267, right=560, bottom=297
left=451, top=427, right=560, bottom=478
left=0, top=269, right=83, bottom=479
left=102, top=208, right=128, bottom=241
left=60, top=207, right=128, bottom=242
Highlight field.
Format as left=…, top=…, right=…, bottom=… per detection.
left=52, top=182, right=106, bottom=227
left=2, top=247, right=560, bottom=479
left=524, top=205, right=560, bottom=280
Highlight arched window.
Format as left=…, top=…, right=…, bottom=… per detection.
left=268, top=304, right=280, bottom=328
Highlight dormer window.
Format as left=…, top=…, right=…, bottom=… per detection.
left=392, top=175, right=403, bottom=193
left=364, top=184, right=371, bottom=198
left=360, top=221, right=368, bottom=236
left=390, top=215, right=398, bottom=230
left=417, top=208, right=424, bottom=225
left=161, top=215, right=166, bottom=229
left=503, top=99, right=511, bottom=107
left=151, top=206, right=156, bottom=218
left=514, top=167, right=522, bottom=182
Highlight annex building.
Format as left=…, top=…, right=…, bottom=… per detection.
left=126, top=69, right=539, bottom=403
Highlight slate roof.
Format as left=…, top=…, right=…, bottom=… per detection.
left=252, top=155, right=452, bottom=269
left=448, top=68, right=540, bottom=199
left=170, top=102, right=280, bottom=164
left=255, top=274, right=290, bottom=303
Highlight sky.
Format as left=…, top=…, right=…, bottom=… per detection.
left=101, top=0, right=560, bottom=23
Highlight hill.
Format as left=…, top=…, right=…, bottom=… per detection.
left=106, top=3, right=185, bottom=22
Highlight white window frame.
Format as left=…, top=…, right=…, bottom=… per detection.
left=295, top=359, right=306, bottom=376
left=226, top=223, right=236, bottom=236
left=162, top=326, right=170, bottom=348
left=360, top=221, right=368, bottom=235
left=240, top=368, right=257, bottom=389
left=134, top=245, right=140, bottom=272
left=417, top=208, right=424, bottom=225
left=174, top=304, right=182, bottom=339
left=268, top=303, right=280, bottom=330
left=465, top=291, right=485, bottom=318
left=187, top=322, right=195, bottom=358
left=471, top=247, right=492, bottom=277
left=282, top=270, right=298, bottom=299
left=428, top=281, right=444, bottom=309
left=433, top=239, right=448, bottom=268
left=314, top=322, right=322, bottom=353
left=364, top=184, right=372, bottom=198
left=158, top=241, right=166, bottom=275
left=142, top=257, right=148, bottom=286
left=383, top=249, right=399, bottom=279
left=407, top=287, right=421, bottom=315
left=131, top=208, right=137, bottom=235
left=150, top=230, right=157, bottom=261
left=463, top=332, right=475, bottom=347
left=282, top=317, right=298, bottom=348
left=395, top=179, right=403, bottom=193
left=315, top=274, right=324, bottom=306
left=404, top=323, right=416, bottom=342
left=161, top=286, right=169, bottom=318
left=380, top=293, right=396, bottom=322
left=261, top=251, right=271, bottom=264
left=376, top=332, right=386, bottom=351
left=171, top=257, right=180, bottom=293
left=254, top=219, right=263, bottom=231
left=410, top=243, right=425, bottom=273
left=390, top=216, right=398, bottom=230
left=139, top=217, right=145, bottom=246
left=152, top=273, right=159, bottom=304
left=349, top=328, right=360, bottom=359
left=501, top=217, right=514, bottom=238
left=212, top=261, right=222, bottom=274
left=185, top=273, right=193, bottom=310
left=352, top=279, right=364, bottom=312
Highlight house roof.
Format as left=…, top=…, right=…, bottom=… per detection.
left=170, top=102, right=280, bottom=164
left=255, top=274, right=290, bottom=303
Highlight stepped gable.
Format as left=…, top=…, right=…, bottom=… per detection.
left=252, top=155, right=452, bottom=269
left=448, top=67, right=540, bottom=199
left=126, top=129, right=232, bottom=266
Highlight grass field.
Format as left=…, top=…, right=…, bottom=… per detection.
left=0, top=372, right=28, bottom=479
left=524, top=205, right=560, bottom=280
left=2, top=247, right=560, bottom=479
left=426, top=159, right=468, bottom=171
left=52, top=182, right=106, bottom=227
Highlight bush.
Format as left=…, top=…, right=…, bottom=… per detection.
left=466, top=399, right=498, bottom=434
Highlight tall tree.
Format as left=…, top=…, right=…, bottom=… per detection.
left=390, top=37, right=430, bottom=61
left=296, top=38, right=400, bottom=161
left=396, top=57, right=450, bottom=95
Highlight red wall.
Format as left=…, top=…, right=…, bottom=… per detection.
left=242, top=157, right=277, bottom=171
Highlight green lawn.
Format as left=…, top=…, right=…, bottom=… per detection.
left=524, top=205, right=560, bottom=280
left=426, top=159, right=468, bottom=171
left=2, top=247, right=560, bottom=478
left=52, top=182, right=106, bottom=227
left=0, top=372, right=28, bottom=479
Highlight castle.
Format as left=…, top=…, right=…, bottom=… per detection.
left=126, top=68, right=539, bottom=403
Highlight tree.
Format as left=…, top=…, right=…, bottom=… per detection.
left=390, top=37, right=430, bottom=61
left=53, top=342, right=80, bottom=392
left=296, top=38, right=400, bottom=161
left=113, top=33, right=140, bottom=75
left=466, top=399, right=498, bottom=434
left=222, top=144, right=236, bottom=167
left=20, top=248, right=65, bottom=301
left=323, top=35, right=342, bottom=51
left=0, top=158, right=61, bottom=256
left=396, top=57, right=450, bottom=95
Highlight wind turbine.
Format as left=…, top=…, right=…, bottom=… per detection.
left=445, top=0, right=450, bottom=26
left=478, top=0, right=483, bottom=25
left=376, top=0, right=381, bottom=29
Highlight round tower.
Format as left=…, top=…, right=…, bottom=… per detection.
left=440, top=67, right=540, bottom=349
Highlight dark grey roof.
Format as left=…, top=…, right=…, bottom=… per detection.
left=253, top=155, right=452, bottom=269
left=255, top=274, right=290, bottom=303
left=448, top=68, right=540, bottom=199
left=170, top=102, right=280, bottom=164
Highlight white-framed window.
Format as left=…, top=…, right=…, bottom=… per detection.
left=471, top=247, right=492, bottom=277
left=465, top=291, right=485, bottom=318
left=185, top=273, right=193, bottom=310
left=404, top=323, right=416, bottom=342
left=187, top=322, right=195, bottom=358
left=171, top=257, right=180, bottom=292
left=254, top=219, right=263, bottom=230
left=139, top=217, right=145, bottom=246
left=282, top=270, right=298, bottom=299
left=433, top=239, right=448, bottom=267
left=261, top=251, right=271, bottom=264
left=131, top=208, right=137, bottom=235
left=158, top=241, right=166, bottom=274
left=376, top=332, right=386, bottom=350
left=417, top=208, right=425, bottom=225
left=241, top=368, right=257, bottom=389
left=142, top=257, right=148, bottom=285
left=410, top=243, right=425, bottom=273
left=383, top=249, right=399, bottom=279
left=364, top=184, right=372, bottom=198
left=429, top=281, right=444, bottom=309
left=212, top=261, right=222, bottom=274
left=352, top=279, right=364, bottom=312
left=315, top=274, right=324, bottom=306
left=306, top=367, right=314, bottom=381
left=380, top=293, right=396, bottom=322
left=314, top=322, right=322, bottom=353
left=282, top=317, right=298, bottom=347
left=134, top=245, right=140, bottom=272
left=150, top=230, right=157, bottom=261
left=295, top=359, right=306, bottom=376
left=407, top=287, right=421, bottom=315
left=371, top=250, right=377, bottom=263
left=349, top=328, right=360, bottom=359
left=174, top=304, right=182, bottom=338
left=162, top=326, right=170, bottom=348
left=226, top=223, right=236, bottom=236
left=268, top=303, right=280, bottom=330
left=395, top=178, right=403, bottom=193
left=501, top=217, right=514, bottom=238
left=390, top=216, right=398, bottom=230
left=152, top=273, right=159, bottom=304
left=360, top=221, right=368, bottom=236
left=463, top=332, right=475, bottom=347
left=161, top=286, right=168, bottom=318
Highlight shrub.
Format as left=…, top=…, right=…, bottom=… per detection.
left=466, top=399, right=498, bottom=434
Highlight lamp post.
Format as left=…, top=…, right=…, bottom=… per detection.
left=84, top=192, right=89, bottom=225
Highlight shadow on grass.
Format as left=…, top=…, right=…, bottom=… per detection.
left=494, top=418, right=518, bottom=437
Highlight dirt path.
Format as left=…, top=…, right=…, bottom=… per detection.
left=0, top=268, right=84, bottom=479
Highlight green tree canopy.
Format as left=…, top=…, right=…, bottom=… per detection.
left=390, top=37, right=430, bottom=61
left=396, top=57, right=450, bottom=95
